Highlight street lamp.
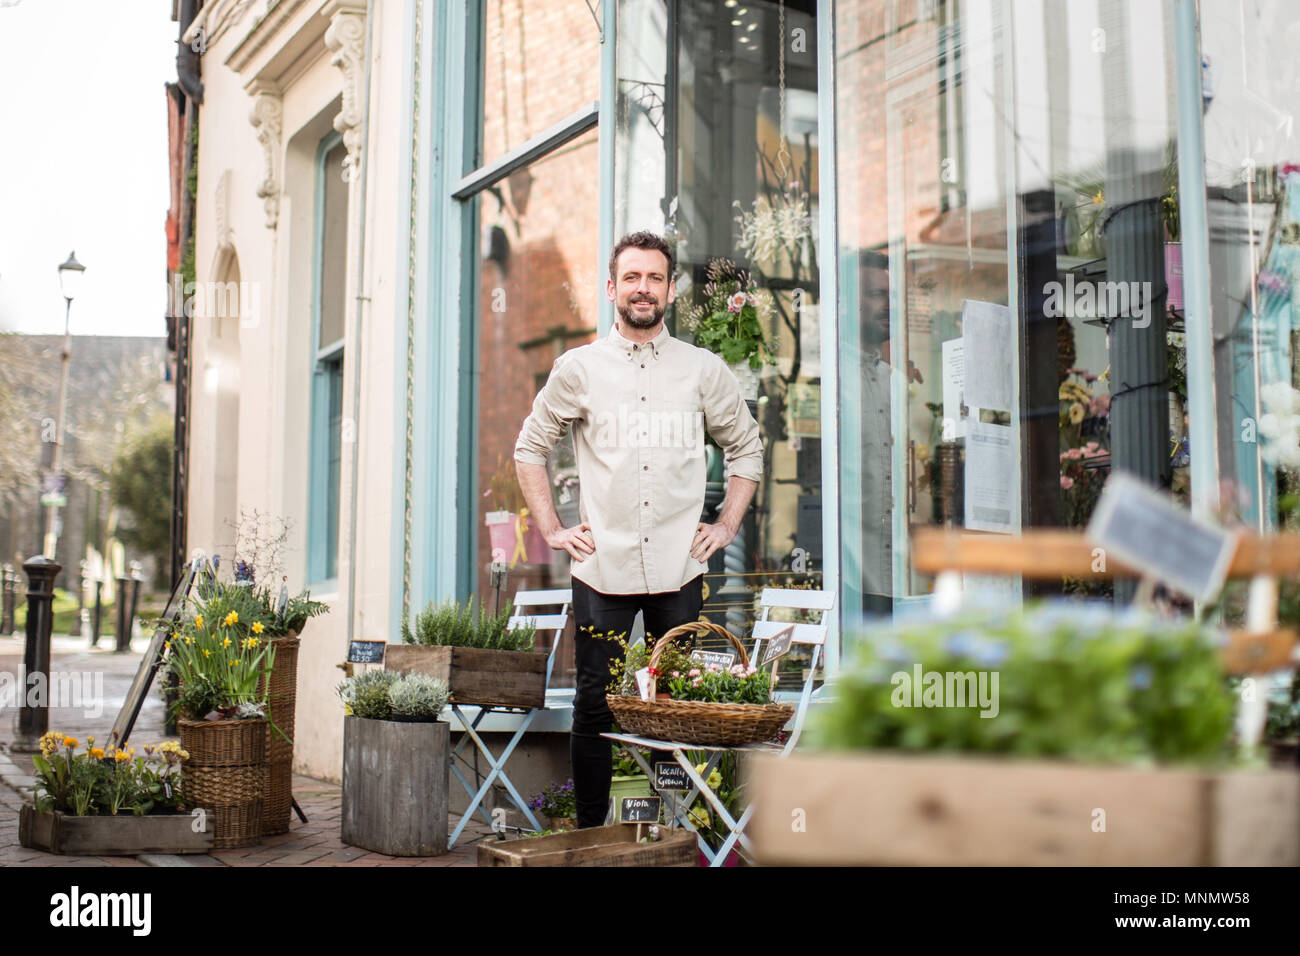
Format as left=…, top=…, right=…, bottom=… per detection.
left=42, top=251, right=85, bottom=561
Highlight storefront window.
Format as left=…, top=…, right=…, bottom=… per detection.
left=834, top=0, right=1182, bottom=622
left=615, top=0, right=824, bottom=679
left=470, top=129, right=599, bottom=687
left=478, top=0, right=601, bottom=168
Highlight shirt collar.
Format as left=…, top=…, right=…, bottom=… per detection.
left=609, top=322, right=670, bottom=358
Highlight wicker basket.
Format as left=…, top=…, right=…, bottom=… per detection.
left=258, top=633, right=299, bottom=836
left=606, top=621, right=794, bottom=747
left=179, top=717, right=267, bottom=849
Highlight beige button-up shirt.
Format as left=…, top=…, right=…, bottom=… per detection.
left=514, top=323, right=763, bottom=595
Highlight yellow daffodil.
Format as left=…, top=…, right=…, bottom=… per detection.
left=222, top=636, right=232, bottom=648
left=203, top=649, right=212, bottom=658
left=194, top=614, right=204, bottom=630
left=185, top=636, right=195, bottom=645
left=252, top=621, right=265, bottom=635
left=248, top=637, right=260, bottom=649
left=223, top=611, right=239, bottom=628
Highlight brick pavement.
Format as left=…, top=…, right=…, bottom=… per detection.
left=0, top=632, right=495, bottom=867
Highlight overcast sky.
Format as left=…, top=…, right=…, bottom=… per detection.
left=0, top=1, right=177, bottom=337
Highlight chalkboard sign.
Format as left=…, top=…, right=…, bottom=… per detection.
left=1088, top=473, right=1237, bottom=603
left=348, top=640, right=387, bottom=664
left=619, top=795, right=662, bottom=824
left=654, top=762, right=690, bottom=791
left=689, top=649, right=736, bottom=670
left=760, top=624, right=796, bottom=666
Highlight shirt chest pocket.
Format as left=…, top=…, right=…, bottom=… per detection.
left=648, top=401, right=705, bottom=457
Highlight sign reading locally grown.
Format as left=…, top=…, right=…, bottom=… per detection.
left=1087, top=472, right=1238, bottom=604
left=347, top=640, right=387, bottom=664
left=654, top=762, right=690, bottom=791
left=619, top=795, right=662, bottom=824
left=689, top=649, right=736, bottom=670
left=760, top=624, right=797, bottom=666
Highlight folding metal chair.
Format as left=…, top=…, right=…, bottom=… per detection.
left=447, top=588, right=571, bottom=848
left=603, top=587, right=835, bottom=865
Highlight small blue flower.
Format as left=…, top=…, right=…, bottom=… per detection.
left=943, top=632, right=979, bottom=658
left=1130, top=664, right=1153, bottom=690
left=873, top=638, right=910, bottom=664
left=971, top=639, right=1008, bottom=668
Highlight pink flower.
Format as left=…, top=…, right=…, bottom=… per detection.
left=727, top=292, right=747, bottom=313
left=1085, top=441, right=1099, bottom=452
left=1061, top=475, right=1075, bottom=490
left=1066, top=448, right=1083, bottom=460
left=688, top=668, right=700, bottom=678
left=1090, top=394, right=1111, bottom=417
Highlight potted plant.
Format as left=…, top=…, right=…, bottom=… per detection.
left=484, top=454, right=549, bottom=566
left=385, top=597, right=545, bottom=709
left=747, top=603, right=1299, bottom=865
left=338, top=670, right=451, bottom=856
left=609, top=745, right=654, bottom=810
left=528, top=780, right=577, bottom=831
left=164, top=582, right=278, bottom=849
left=681, top=258, right=778, bottom=402
left=20, top=733, right=211, bottom=855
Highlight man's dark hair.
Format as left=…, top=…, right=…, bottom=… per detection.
left=608, top=231, right=675, bottom=282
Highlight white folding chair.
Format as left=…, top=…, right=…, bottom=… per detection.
left=604, top=587, right=835, bottom=866
left=447, top=588, right=571, bottom=848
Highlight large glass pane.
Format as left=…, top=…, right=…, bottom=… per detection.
left=473, top=128, right=600, bottom=688
left=318, top=140, right=348, bottom=350
left=615, top=0, right=824, bottom=679
left=477, top=0, right=602, bottom=169
left=1199, top=0, right=1298, bottom=530
left=835, top=0, right=1180, bottom=621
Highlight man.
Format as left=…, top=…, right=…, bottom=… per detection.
left=514, top=231, right=763, bottom=828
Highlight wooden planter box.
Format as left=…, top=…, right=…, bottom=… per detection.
left=477, top=824, right=697, bottom=867
left=749, top=752, right=1300, bottom=866
left=384, top=644, right=547, bottom=709
left=19, top=805, right=214, bottom=856
left=342, top=716, right=449, bottom=857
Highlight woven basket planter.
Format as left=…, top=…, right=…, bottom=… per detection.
left=605, top=620, right=794, bottom=747
left=258, top=633, right=300, bottom=836
left=179, top=717, right=267, bottom=849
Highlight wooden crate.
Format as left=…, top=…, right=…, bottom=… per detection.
left=477, top=824, right=698, bottom=867
left=19, top=804, right=214, bottom=856
left=749, top=752, right=1300, bottom=866
left=341, top=716, right=448, bottom=857
left=384, top=645, right=547, bottom=709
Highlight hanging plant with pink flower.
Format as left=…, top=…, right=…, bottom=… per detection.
left=681, top=258, right=778, bottom=371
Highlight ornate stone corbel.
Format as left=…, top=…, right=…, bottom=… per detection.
left=324, top=2, right=366, bottom=179
left=249, top=91, right=283, bottom=229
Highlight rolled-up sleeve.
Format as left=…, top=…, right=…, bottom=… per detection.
left=514, top=352, right=586, bottom=465
left=701, top=355, right=763, bottom=483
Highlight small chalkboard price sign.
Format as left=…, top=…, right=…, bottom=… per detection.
left=619, top=795, right=662, bottom=824
left=654, top=762, right=690, bottom=791
left=760, top=624, right=796, bottom=666
left=689, top=649, right=736, bottom=670
left=348, top=640, right=387, bottom=664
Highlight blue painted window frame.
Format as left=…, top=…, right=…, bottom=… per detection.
left=309, top=130, right=346, bottom=588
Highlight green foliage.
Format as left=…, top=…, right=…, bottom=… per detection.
left=388, top=673, right=451, bottom=720
left=612, top=745, right=649, bottom=778
left=681, top=258, right=777, bottom=370
left=811, top=602, right=1237, bottom=766
left=601, top=629, right=697, bottom=696
left=528, top=780, right=575, bottom=819
left=337, top=670, right=401, bottom=720
left=109, top=415, right=174, bottom=589
left=402, top=598, right=536, bottom=651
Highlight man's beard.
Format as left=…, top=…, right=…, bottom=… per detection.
left=618, top=295, right=665, bottom=329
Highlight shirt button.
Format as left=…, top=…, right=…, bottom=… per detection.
left=640, top=363, right=645, bottom=368
left=633, top=344, right=639, bottom=350
left=640, top=396, right=646, bottom=402
left=644, top=537, right=649, bottom=543
left=643, top=501, right=649, bottom=506
left=643, top=465, right=648, bottom=471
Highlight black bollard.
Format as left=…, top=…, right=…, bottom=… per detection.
left=91, top=579, right=103, bottom=648
left=12, top=555, right=61, bottom=752
left=114, top=576, right=129, bottom=652
left=1, top=564, right=15, bottom=636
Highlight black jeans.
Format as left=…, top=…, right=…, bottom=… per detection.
left=569, top=574, right=703, bottom=828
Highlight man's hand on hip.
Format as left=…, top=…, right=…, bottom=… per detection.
left=690, top=521, right=736, bottom=563
left=546, top=523, right=596, bottom=562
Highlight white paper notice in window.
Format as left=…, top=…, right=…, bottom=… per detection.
left=960, top=300, right=1013, bottom=413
